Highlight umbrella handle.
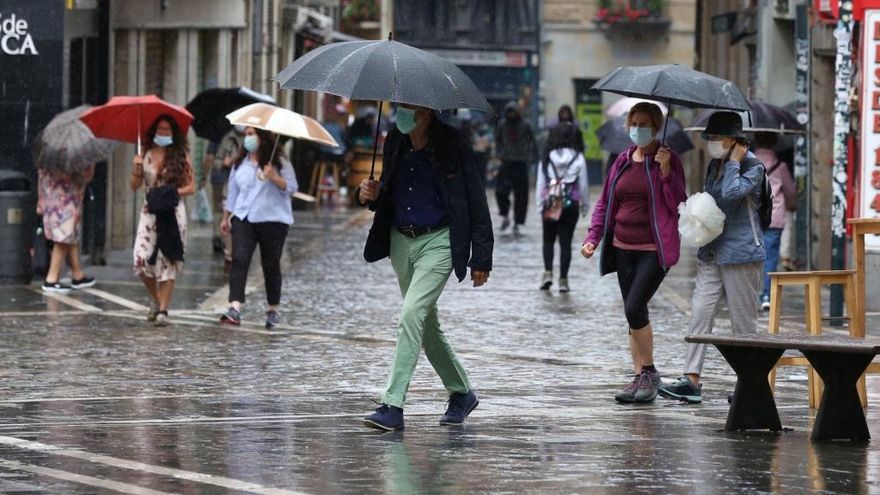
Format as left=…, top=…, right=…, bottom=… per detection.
left=137, top=106, right=142, bottom=156
left=369, top=100, right=384, bottom=181
left=660, top=101, right=670, bottom=146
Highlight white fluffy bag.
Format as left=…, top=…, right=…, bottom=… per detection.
left=678, top=192, right=726, bottom=247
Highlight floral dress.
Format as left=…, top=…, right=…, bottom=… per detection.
left=38, top=166, right=93, bottom=245
left=133, top=151, right=187, bottom=281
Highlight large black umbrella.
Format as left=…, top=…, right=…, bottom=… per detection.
left=274, top=37, right=491, bottom=178
left=592, top=64, right=751, bottom=112
left=595, top=114, right=694, bottom=155
left=186, top=87, right=275, bottom=142
left=686, top=100, right=805, bottom=134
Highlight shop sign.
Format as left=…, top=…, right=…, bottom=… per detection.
left=859, top=9, right=880, bottom=248
left=0, top=12, right=38, bottom=55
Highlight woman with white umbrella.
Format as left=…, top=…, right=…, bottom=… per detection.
left=219, top=103, right=337, bottom=328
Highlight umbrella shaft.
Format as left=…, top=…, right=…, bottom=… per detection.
left=369, top=100, right=384, bottom=181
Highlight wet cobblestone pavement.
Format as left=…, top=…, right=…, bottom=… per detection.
left=0, top=197, right=879, bottom=494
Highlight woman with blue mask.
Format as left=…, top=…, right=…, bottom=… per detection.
left=219, top=126, right=297, bottom=328
left=581, top=102, right=687, bottom=404
left=131, top=114, right=195, bottom=326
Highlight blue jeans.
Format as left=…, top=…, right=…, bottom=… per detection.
left=761, top=228, right=783, bottom=300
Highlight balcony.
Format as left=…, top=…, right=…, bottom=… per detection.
left=592, top=0, right=671, bottom=40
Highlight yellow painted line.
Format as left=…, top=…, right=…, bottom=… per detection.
left=0, top=436, right=308, bottom=495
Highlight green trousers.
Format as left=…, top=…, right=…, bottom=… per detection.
left=382, top=227, right=471, bottom=408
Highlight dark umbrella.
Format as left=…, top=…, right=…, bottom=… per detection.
left=595, top=114, right=694, bottom=155
left=592, top=64, right=751, bottom=145
left=32, top=105, right=118, bottom=175
left=592, top=64, right=751, bottom=112
left=186, top=87, right=276, bottom=142
left=274, top=36, right=492, bottom=178
left=686, top=100, right=805, bottom=134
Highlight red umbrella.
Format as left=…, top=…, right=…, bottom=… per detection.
left=79, top=95, right=193, bottom=154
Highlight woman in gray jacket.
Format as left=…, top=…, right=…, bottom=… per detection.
left=659, top=112, right=766, bottom=404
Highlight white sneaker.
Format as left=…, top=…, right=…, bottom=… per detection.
left=761, top=299, right=771, bottom=311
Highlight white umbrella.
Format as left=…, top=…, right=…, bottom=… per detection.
left=226, top=102, right=339, bottom=147
left=605, top=97, right=669, bottom=118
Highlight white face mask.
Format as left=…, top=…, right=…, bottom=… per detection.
left=706, top=140, right=728, bottom=159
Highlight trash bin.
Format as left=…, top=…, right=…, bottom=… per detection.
left=0, top=169, right=36, bottom=285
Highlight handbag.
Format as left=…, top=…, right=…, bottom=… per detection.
left=190, top=188, right=214, bottom=224
left=31, top=218, right=52, bottom=278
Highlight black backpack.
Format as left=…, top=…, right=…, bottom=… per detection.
left=741, top=157, right=774, bottom=229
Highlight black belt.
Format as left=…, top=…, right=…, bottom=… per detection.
left=397, top=224, right=447, bottom=238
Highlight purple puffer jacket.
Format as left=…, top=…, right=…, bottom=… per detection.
left=583, top=145, right=687, bottom=274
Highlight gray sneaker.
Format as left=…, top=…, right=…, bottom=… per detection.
left=540, top=271, right=552, bottom=290
left=633, top=369, right=661, bottom=403
left=265, top=310, right=280, bottom=328
left=146, top=301, right=160, bottom=321
left=558, top=278, right=570, bottom=293
left=615, top=374, right=642, bottom=403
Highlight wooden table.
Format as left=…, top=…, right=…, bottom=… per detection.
left=686, top=333, right=880, bottom=442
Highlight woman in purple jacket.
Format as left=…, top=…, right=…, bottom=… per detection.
left=581, top=102, right=687, bottom=404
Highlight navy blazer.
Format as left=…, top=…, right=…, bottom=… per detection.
left=363, top=120, right=493, bottom=282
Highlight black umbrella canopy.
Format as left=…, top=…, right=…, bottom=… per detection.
left=687, top=101, right=805, bottom=133
left=274, top=39, right=492, bottom=113
left=592, top=64, right=751, bottom=112
left=595, top=114, right=694, bottom=155
left=186, top=87, right=276, bottom=142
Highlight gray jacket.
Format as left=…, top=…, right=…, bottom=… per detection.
left=698, top=152, right=766, bottom=265
left=495, top=118, right=536, bottom=163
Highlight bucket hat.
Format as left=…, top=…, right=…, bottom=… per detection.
left=701, top=111, right=745, bottom=140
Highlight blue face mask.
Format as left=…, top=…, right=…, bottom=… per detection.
left=243, top=135, right=259, bottom=153
left=628, top=126, right=654, bottom=148
left=396, top=107, right=417, bottom=134
left=153, top=135, right=173, bottom=147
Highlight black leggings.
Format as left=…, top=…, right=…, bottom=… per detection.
left=542, top=202, right=579, bottom=278
left=615, top=248, right=666, bottom=330
left=229, top=217, right=289, bottom=305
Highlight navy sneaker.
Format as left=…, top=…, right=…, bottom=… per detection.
left=265, top=310, right=280, bottom=328
left=658, top=376, right=702, bottom=404
left=363, top=404, right=404, bottom=431
left=71, top=276, right=96, bottom=289
left=439, top=391, right=479, bottom=425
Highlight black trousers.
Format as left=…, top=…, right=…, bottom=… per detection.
left=229, top=217, right=289, bottom=305
left=542, top=202, right=580, bottom=278
left=615, top=248, right=666, bottom=330
left=495, top=160, right=529, bottom=225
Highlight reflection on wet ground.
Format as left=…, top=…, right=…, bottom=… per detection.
left=0, top=204, right=877, bottom=493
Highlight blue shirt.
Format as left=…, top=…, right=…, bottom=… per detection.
left=226, top=156, right=298, bottom=225
left=392, top=148, right=447, bottom=228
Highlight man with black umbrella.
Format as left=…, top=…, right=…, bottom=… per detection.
left=357, top=103, right=493, bottom=431
left=495, top=101, right=537, bottom=234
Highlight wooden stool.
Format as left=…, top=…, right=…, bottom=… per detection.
left=309, top=161, right=342, bottom=207
left=767, top=270, right=858, bottom=408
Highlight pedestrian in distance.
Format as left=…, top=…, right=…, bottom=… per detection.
left=659, top=111, right=766, bottom=404
left=220, top=126, right=298, bottom=329
left=495, top=101, right=537, bottom=234
left=753, top=132, right=796, bottom=311
left=131, top=114, right=195, bottom=326
left=581, top=102, right=687, bottom=404
left=536, top=122, right=589, bottom=292
left=203, top=125, right=244, bottom=263
left=555, top=104, right=585, bottom=153
left=37, top=165, right=97, bottom=293
left=357, top=103, right=493, bottom=431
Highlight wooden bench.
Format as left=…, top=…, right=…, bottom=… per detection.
left=686, top=333, right=880, bottom=442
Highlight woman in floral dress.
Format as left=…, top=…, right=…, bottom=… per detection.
left=37, top=165, right=96, bottom=292
left=130, top=115, right=194, bottom=326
